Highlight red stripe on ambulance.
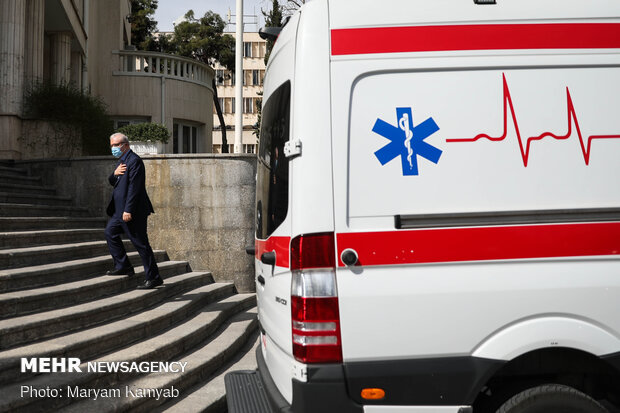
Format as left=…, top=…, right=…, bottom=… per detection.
left=336, top=222, right=620, bottom=267
left=331, top=23, right=620, bottom=56
left=256, top=236, right=290, bottom=268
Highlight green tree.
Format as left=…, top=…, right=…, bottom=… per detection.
left=129, top=0, right=159, bottom=50
left=166, top=11, right=235, bottom=152
left=253, top=90, right=263, bottom=139
left=262, top=0, right=283, bottom=64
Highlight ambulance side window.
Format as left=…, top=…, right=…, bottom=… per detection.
left=256, top=81, right=290, bottom=240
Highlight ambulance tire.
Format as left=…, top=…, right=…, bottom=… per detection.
left=495, top=384, right=609, bottom=413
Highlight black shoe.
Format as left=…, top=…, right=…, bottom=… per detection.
left=136, top=277, right=164, bottom=289
left=106, top=267, right=135, bottom=276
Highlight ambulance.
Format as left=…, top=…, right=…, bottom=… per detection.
left=225, top=0, right=620, bottom=412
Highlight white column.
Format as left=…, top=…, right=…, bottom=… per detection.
left=24, top=0, right=44, bottom=89
left=70, top=51, right=82, bottom=89
left=234, top=0, right=243, bottom=153
left=0, top=0, right=26, bottom=115
left=82, top=0, right=89, bottom=92
left=50, top=32, right=72, bottom=85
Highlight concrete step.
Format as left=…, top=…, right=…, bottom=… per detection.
left=0, top=202, right=90, bottom=217
left=0, top=250, right=167, bottom=293
left=0, top=297, right=257, bottom=412
left=0, top=182, right=56, bottom=196
left=0, top=239, right=135, bottom=270
left=0, top=280, right=235, bottom=386
left=0, top=229, right=103, bottom=249
left=58, top=305, right=258, bottom=413
left=0, top=259, right=189, bottom=319
left=0, top=191, right=72, bottom=207
left=0, top=216, right=105, bottom=231
left=157, top=334, right=260, bottom=413
left=0, top=173, right=41, bottom=187
left=0, top=268, right=208, bottom=350
left=67, top=306, right=259, bottom=413
left=0, top=165, right=28, bottom=176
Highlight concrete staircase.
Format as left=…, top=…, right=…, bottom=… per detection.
left=0, top=160, right=258, bottom=413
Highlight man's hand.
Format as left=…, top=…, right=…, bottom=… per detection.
left=114, top=163, right=127, bottom=176
left=123, top=212, right=132, bottom=222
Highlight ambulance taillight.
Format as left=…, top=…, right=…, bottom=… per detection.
left=290, top=233, right=343, bottom=363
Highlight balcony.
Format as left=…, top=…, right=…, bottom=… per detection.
left=112, top=50, right=212, bottom=88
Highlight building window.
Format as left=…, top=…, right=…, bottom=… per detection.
left=224, top=70, right=235, bottom=86
left=252, top=70, right=260, bottom=86
left=244, top=42, right=252, bottom=58
left=243, top=69, right=253, bottom=86
left=216, top=69, right=225, bottom=85
left=243, top=144, right=256, bottom=154
left=256, top=81, right=290, bottom=239
left=223, top=97, right=236, bottom=114
left=244, top=98, right=255, bottom=114
left=226, top=97, right=236, bottom=114
left=173, top=121, right=200, bottom=153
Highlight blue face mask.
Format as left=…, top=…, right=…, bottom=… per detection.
left=111, top=146, right=123, bottom=158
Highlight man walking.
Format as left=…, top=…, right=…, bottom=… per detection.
left=105, top=132, right=163, bottom=289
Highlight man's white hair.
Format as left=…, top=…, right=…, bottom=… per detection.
left=110, top=132, right=129, bottom=143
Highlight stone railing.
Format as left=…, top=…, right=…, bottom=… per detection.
left=112, top=50, right=213, bottom=89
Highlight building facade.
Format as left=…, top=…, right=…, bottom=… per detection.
left=212, top=32, right=266, bottom=154
left=0, top=0, right=214, bottom=160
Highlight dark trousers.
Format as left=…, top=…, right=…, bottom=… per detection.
left=105, top=215, right=160, bottom=281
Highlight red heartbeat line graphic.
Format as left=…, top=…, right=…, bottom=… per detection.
left=446, top=73, right=620, bottom=166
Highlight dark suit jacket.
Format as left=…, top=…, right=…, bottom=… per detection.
left=106, top=150, right=154, bottom=219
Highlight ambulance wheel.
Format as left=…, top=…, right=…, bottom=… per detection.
left=496, top=384, right=609, bottom=413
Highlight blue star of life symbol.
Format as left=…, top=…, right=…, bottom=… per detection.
left=372, top=107, right=442, bottom=176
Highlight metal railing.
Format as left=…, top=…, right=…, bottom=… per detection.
left=112, top=50, right=213, bottom=89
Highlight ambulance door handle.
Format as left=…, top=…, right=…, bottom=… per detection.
left=257, top=275, right=266, bottom=285
left=261, top=251, right=276, bottom=266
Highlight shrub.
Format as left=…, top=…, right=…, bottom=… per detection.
left=24, top=81, right=113, bottom=155
left=116, top=122, right=170, bottom=144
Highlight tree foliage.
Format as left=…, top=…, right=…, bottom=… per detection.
left=24, top=82, right=113, bottom=155
left=160, top=11, right=235, bottom=152
left=166, top=11, right=235, bottom=69
left=262, top=0, right=283, bottom=64
left=117, top=122, right=170, bottom=143
left=129, top=0, right=159, bottom=50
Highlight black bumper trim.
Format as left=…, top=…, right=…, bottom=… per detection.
left=255, top=344, right=363, bottom=413
left=344, top=356, right=505, bottom=405
left=250, top=344, right=504, bottom=410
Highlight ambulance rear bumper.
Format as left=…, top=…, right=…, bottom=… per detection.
left=225, top=345, right=364, bottom=413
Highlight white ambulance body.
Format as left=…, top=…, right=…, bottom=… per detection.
left=226, top=1, right=620, bottom=412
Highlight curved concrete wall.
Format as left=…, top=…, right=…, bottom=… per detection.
left=18, top=154, right=257, bottom=292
